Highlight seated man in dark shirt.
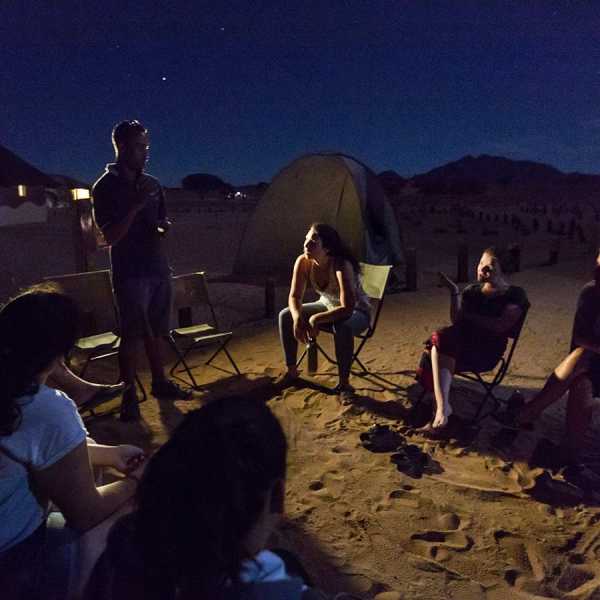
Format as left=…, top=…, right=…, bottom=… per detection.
left=92, top=120, right=190, bottom=421
left=511, top=251, right=600, bottom=464
left=416, top=247, right=529, bottom=434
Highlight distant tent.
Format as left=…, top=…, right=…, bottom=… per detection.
left=233, top=153, right=404, bottom=278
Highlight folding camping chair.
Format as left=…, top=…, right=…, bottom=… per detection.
left=43, top=270, right=146, bottom=418
left=296, top=263, right=392, bottom=376
left=456, top=306, right=529, bottom=422
left=168, top=272, right=240, bottom=389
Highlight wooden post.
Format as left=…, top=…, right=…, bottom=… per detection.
left=405, top=247, right=417, bottom=291
left=265, top=277, right=275, bottom=318
left=456, top=243, right=468, bottom=283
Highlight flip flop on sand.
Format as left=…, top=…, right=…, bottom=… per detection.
left=390, top=444, right=428, bottom=479
left=360, top=424, right=405, bottom=453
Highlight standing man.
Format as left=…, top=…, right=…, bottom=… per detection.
left=93, top=120, right=190, bottom=421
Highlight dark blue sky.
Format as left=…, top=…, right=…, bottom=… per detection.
left=2, top=1, right=600, bottom=186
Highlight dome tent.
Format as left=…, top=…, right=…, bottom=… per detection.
left=233, top=153, right=404, bottom=278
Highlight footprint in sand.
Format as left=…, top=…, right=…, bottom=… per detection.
left=307, top=469, right=345, bottom=502
left=388, top=485, right=422, bottom=509
left=408, top=513, right=473, bottom=560
left=493, top=529, right=549, bottom=588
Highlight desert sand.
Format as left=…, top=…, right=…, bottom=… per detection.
left=80, top=213, right=600, bottom=600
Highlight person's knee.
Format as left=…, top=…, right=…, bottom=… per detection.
left=278, top=307, right=292, bottom=329
left=568, top=375, right=594, bottom=409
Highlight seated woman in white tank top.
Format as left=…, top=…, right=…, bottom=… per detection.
left=278, top=223, right=371, bottom=400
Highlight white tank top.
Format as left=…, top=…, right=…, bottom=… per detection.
left=309, top=260, right=371, bottom=316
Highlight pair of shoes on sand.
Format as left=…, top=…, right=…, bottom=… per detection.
left=360, top=424, right=405, bottom=452
left=390, top=445, right=429, bottom=479
left=360, top=424, right=429, bottom=479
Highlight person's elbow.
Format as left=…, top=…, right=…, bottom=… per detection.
left=289, top=293, right=302, bottom=307
left=339, top=297, right=356, bottom=316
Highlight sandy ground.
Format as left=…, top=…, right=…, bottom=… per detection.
left=78, top=215, right=600, bottom=600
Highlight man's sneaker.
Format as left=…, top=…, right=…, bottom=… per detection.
left=119, top=392, right=141, bottom=422
left=151, top=379, right=192, bottom=400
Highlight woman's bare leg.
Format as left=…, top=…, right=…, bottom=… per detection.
left=519, top=347, right=586, bottom=424
left=431, top=346, right=455, bottom=428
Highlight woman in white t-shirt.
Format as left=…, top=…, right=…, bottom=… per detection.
left=278, top=223, right=371, bottom=402
left=0, top=286, right=146, bottom=599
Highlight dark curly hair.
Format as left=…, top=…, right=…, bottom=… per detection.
left=310, top=223, right=361, bottom=275
left=0, top=285, right=80, bottom=436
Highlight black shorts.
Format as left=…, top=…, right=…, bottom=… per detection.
left=113, top=276, right=172, bottom=338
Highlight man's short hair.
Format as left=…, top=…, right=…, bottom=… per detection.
left=112, top=120, right=147, bottom=146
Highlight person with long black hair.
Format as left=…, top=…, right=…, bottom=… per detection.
left=0, top=286, right=145, bottom=600
left=278, top=223, right=371, bottom=401
left=85, top=396, right=356, bottom=600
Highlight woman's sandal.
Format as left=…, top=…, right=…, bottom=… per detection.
left=390, top=444, right=428, bottom=478
left=360, top=424, right=405, bottom=453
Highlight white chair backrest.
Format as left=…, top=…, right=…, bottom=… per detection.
left=359, top=263, right=392, bottom=300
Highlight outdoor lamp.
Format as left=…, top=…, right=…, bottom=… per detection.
left=71, top=188, right=91, bottom=201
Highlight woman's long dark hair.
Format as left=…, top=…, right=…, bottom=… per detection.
left=126, top=396, right=287, bottom=599
left=311, top=222, right=361, bottom=275
left=0, top=286, right=79, bottom=436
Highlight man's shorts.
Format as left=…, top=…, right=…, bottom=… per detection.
left=113, top=276, right=172, bottom=338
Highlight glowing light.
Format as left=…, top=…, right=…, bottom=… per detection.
left=71, top=188, right=91, bottom=201
left=17, top=184, right=27, bottom=197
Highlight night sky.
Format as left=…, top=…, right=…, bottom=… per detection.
left=3, top=1, right=600, bottom=187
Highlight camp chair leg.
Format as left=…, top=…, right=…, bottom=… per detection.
left=168, top=337, right=200, bottom=389
left=352, top=354, right=369, bottom=374
left=315, top=343, right=337, bottom=366
left=471, top=389, right=501, bottom=423
left=134, top=375, right=147, bottom=404
left=296, top=347, right=308, bottom=368
left=205, top=340, right=241, bottom=375
left=223, top=346, right=241, bottom=375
